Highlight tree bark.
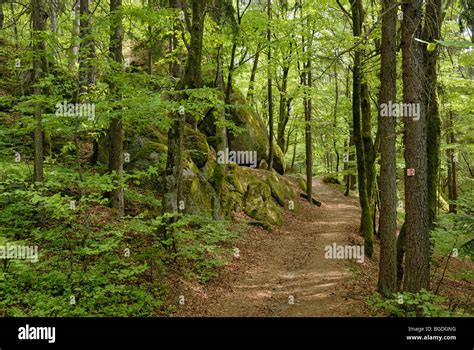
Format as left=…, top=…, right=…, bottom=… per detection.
left=32, top=0, right=47, bottom=183
left=351, top=0, right=373, bottom=257
left=79, top=0, right=96, bottom=94
left=109, top=0, right=124, bottom=216
left=267, top=0, right=274, bottom=171
left=446, top=110, right=457, bottom=213
left=70, top=1, right=81, bottom=68
left=361, top=82, right=375, bottom=207
left=163, top=0, right=205, bottom=214
left=401, top=0, right=430, bottom=292
left=377, top=0, right=398, bottom=297
left=423, top=0, right=442, bottom=227
left=333, top=64, right=340, bottom=174
left=277, top=65, right=290, bottom=153
left=247, top=46, right=260, bottom=103
left=300, top=0, right=312, bottom=203
left=305, top=57, right=313, bottom=202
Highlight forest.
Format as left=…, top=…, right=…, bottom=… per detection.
left=0, top=0, right=472, bottom=318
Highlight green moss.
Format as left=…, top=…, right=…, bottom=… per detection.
left=184, top=126, right=210, bottom=168
left=132, top=141, right=167, bottom=171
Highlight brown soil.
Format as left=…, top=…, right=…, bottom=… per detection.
left=173, top=178, right=371, bottom=317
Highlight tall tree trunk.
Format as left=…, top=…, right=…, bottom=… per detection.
left=109, top=0, right=124, bottom=216
left=225, top=41, right=237, bottom=107
left=163, top=0, right=205, bottom=214
left=446, top=110, right=457, bottom=213
left=247, top=46, right=260, bottom=103
left=306, top=58, right=313, bottom=201
left=344, top=67, right=357, bottom=194
left=423, top=0, right=442, bottom=227
left=209, top=0, right=228, bottom=220
left=291, top=132, right=297, bottom=170
left=79, top=0, right=96, bottom=94
left=70, top=1, right=81, bottom=68
left=182, top=0, right=205, bottom=130
left=402, top=0, right=430, bottom=292
left=300, top=1, right=312, bottom=203
left=50, top=0, right=58, bottom=33
left=277, top=65, right=290, bottom=153
left=361, top=83, right=375, bottom=207
left=333, top=64, right=340, bottom=174
left=377, top=0, right=398, bottom=297
left=351, top=0, right=373, bottom=257
left=163, top=0, right=183, bottom=215
left=32, top=0, right=47, bottom=183
left=267, top=0, right=274, bottom=170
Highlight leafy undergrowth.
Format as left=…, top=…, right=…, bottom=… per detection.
left=366, top=189, right=474, bottom=317
left=368, top=289, right=469, bottom=317
left=0, top=160, right=241, bottom=316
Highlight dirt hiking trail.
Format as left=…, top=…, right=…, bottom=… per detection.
left=175, top=178, right=370, bottom=317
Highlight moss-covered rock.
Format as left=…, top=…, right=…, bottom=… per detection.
left=221, top=185, right=244, bottom=216
left=228, top=90, right=286, bottom=175
left=182, top=170, right=218, bottom=217
left=262, top=171, right=294, bottom=206
left=131, top=141, right=167, bottom=171
left=184, top=126, right=210, bottom=168
left=243, top=181, right=282, bottom=225
left=272, top=143, right=286, bottom=175
left=287, top=173, right=307, bottom=192
left=202, top=158, right=216, bottom=182
left=224, top=164, right=245, bottom=194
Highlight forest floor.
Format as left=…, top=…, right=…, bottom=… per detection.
left=173, top=178, right=374, bottom=317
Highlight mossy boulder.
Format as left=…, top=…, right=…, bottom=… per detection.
left=221, top=185, right=244, bottom=216
left=182, top=168, right=219, bottom=217
left=244, top=181, right=282, bottom=225
left=287, top=173, right=307, bottom=192
left=184, top=126, right=210, bottom=168
left=130, top=141, right=167, bottom=171
left=201, top=158, right=216, bottom=182
left=272, top=143, right=286, bottom=175
left=228, top=90, right=286, bottom=175
left=224, top=165, right=246, bottom=194
left=262, top=171, right=294, bottom=207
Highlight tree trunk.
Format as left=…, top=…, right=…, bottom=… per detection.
left=267, top=0, right=274, bottom=171
left=209, top=0, right=228, bottom=220
left=401, top=0, right=430, bottom=292
left=50, top=0, right=58, bottom=33
left=32, top=0, right=47, bottom=183
left=182, top=0, right=205, bottom=130
left=247, top=46, right=260, bottom=103
left=305, top=59, right=313, bottom=201
left=351, top=0, right=373, bottom=257
left=333, top=64, right=340, bottom=174
left=277, top=65, right=290, bottom=153
left=109, top=0, right=124, bottom=216
left=163, top=0, right=206, bottom=214
left=70, top=1, right=81, bottom=68
left=423, top=0, right=442, bottom=227
left=79, top=0, right=96, bottom=93
left=361, top=82, right=375, bottom=207
left=300, top=2, right=313, bottom=203
left=446, top=110, right=457, bottom=213
left=377, top=0, right=398, bottom=297
left=291, top=132, right=297, bottom=170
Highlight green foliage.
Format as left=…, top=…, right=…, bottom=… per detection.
left=368, top=290, right=465, bottom=317
left=432, top=188, right=474, bottom=261
left=156, top=214, right=239, bottom=282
